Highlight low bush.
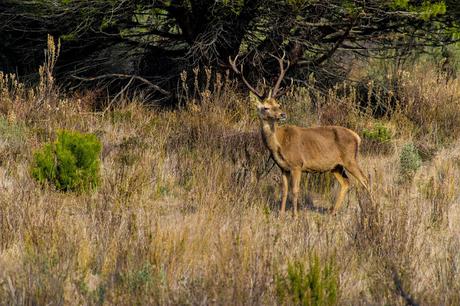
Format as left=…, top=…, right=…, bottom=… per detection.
left=276, top=255, right=339, bottom=306
left=363, top=123, right=391, bottom=143
left=362, top=122, right=394, bottom=155
left=399, top=143, right=422, bottom=182
left=31, top=130, right=101, bottom=192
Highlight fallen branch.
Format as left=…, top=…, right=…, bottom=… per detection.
left=72, top=73, right=171, bottom=96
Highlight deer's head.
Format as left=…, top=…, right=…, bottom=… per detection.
left=229, top=52, right=290, bottom=123
left=256, top=98, right=286, bottom=122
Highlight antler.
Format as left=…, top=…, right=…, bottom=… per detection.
left=270, top=52, right=290, bottom=98
left=229, top=55, right=264, bottom=99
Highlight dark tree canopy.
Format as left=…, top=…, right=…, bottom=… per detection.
left=0, top=0, right=458, bottom=103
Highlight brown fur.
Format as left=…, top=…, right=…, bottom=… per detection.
left=257, top=98, right=370, bottom=216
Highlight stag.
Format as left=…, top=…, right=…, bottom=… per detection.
left=229, top=53, right=370, bottom=216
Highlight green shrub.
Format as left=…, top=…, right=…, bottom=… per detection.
left=400, top=143, right=422, bottom=180
left=31, top=130, right=101, bottom=192
left=363, top=123, right=392, bottom=143
left=276, top=255, right=339, bottom=306
left=123, top=263, right=154, bottom=292
left=362, top=122, right=394, bottom=155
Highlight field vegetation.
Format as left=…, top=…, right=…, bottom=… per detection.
left=1, top=39, right=460, bottom=305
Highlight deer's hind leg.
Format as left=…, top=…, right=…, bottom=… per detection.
left=330, top=166, right=350, bottom=214
left=290, top=169, right=302, bottom=217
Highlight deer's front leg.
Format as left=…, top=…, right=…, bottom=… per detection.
left=290, top=169, right=302, bottom=217
left=280, top=171, right=289, bottom=216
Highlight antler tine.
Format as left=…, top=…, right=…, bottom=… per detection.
left=228, top=54, right=240, bottom=73
left=229, top=55, right=264, bottom=99
left=270, top=51, right=290, bottom=98
left=275, top=77, right=294, bottom=98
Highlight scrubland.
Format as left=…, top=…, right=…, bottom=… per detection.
left=1, top=59, right=460, bottom=305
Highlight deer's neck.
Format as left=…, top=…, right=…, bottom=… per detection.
left=260, top=119, right=289, bottom=170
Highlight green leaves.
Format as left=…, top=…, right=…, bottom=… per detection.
left=391, top=0, right=446, bottom=20
left=391, top=0, right=410, bottom=9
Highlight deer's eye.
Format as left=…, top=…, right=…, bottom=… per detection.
left=263, top=107, right=270, bottom=111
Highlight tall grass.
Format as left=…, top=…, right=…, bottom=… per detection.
left=1, top=50, right=460, bottom=304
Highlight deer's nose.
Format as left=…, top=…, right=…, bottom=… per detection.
left=280, top=112, right=287, bottom=119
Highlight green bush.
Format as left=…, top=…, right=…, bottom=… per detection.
left=123, top=263, right=154, bottom=292
left=31, top=130, right=101, bottom=192
left=362, top=122, right=394, bottom=155
left=363, top=123, right=392, bottom=143
left=400, top=143, right=422, bottom=180
left=276, top=255, right=339, bottom=306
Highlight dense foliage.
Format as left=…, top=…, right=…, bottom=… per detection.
left=1, top=1, right=459, bottom=103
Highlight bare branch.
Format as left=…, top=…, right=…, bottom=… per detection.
left=72, top=73, right=171, bottom=96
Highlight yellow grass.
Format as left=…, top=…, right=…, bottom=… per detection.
left=0, top=63, right=460, bottom=305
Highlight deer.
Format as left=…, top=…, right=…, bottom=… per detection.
left=229, top=53, right=371, bottom=216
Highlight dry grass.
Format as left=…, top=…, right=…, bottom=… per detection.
left=1, top=60, right=460, bottom=305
